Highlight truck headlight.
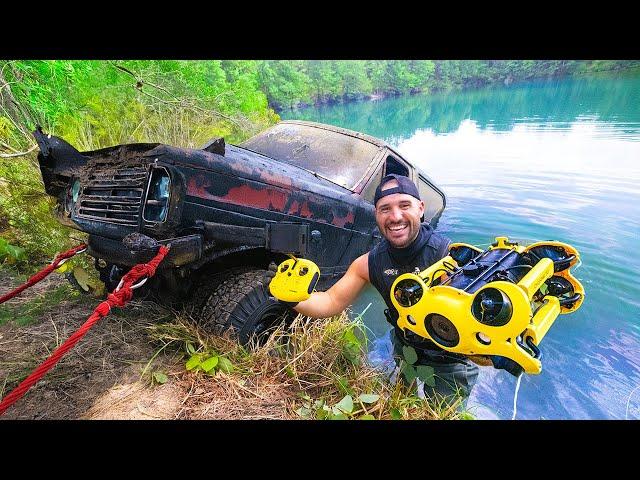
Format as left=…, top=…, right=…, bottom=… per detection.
left=64, top=178, right=81, bottom=215
left=71, top=179, right=81, bottom=202
left=143, top=167, right=171, bottom=222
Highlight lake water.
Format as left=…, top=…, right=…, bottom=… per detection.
left=281, top=73, right=640, bottom=420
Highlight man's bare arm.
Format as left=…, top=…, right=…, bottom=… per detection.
left=294, top=253, right=370, bottom=318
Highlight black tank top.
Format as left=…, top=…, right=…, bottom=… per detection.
left=368, top=223, right=469, bottom=362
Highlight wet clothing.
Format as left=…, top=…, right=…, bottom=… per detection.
left=368, top=223, right=479, bottom=406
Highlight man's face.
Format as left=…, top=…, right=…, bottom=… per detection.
left=374, top=180, right=424, bottom=248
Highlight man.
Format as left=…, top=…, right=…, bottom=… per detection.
left=277, top=173, right=479, bottom=407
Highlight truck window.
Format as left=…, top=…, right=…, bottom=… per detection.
left=362, top=152, right=410, bottom=204
left=239, top=123, right=380, bottom=190
left=418, top=174, right=446, bottom=225
left=361, top=165, right=384, bottom=203
left=383, top=155, right=410, bottom=177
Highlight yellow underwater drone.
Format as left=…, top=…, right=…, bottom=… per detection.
left=390, top=236, right=584, bottom=376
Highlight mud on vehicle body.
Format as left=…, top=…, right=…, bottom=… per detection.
left=35, top=120, right=446, bottom=343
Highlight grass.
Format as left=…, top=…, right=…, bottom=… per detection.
left=0, top=277, right=84, bottom=327
left=145, top=310, right=471, bottom=420
left=1, top=264, right=470, bottom=420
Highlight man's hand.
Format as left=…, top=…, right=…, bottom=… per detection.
left=265, top=261, right=278, bottom=283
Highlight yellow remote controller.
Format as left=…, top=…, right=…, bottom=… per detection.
left=269, top=257, right=320, bottom=303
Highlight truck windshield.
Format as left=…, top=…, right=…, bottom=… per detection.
left=240, top=122, right=380, bottom=190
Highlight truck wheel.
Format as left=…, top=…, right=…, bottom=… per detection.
left=192, top=267, right=294, bottom=344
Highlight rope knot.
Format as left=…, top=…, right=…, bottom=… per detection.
left=107, top=288, right=131, bottom=307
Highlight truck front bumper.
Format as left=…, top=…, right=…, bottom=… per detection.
left=87, top=234, right=202, bottom=268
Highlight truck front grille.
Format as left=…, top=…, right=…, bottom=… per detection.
left=77, top=163, right=148, bottom=226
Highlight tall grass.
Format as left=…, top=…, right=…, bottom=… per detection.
left=145, top=311, right=467, bottom=420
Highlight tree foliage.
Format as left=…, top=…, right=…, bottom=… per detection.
left=255, top=60, right=640, bottom=110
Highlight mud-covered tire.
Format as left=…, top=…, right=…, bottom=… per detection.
left=191, top=267, right=294, bottom=344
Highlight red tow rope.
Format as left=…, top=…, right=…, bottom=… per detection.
left=0, top=243, right=87, bottom=305
left=0, top=245, right=170, bottom=416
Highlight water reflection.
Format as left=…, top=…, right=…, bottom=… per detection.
left=285, top=75, right=640, bottom=141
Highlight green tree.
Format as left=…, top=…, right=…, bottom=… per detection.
left=307, top=60, right=342, bottom=103
left=257, top=61, right=312, bottom=109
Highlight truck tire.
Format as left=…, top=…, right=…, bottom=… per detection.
left=192, top=267, right=294, bottom=344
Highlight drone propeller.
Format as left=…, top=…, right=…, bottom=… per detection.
left=528, top=246, right=576, bottom=272
left=472, top=288, right=513, bottom=326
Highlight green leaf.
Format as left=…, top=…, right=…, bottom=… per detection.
left=402, top=345, right=418, bottom=365
left=459, top=412, right=475, bottom=420
left=200, top=356, right=219, bottom=373
left=217, top=356, right=234, bottom=373
left=6, top=244, right=26, bottom=261
left=401, top=363, right=417, bottom=383
left=186, top=342, right=196, bottom=355
left=329, top=413, right=348, bottom=420
left=71, top=266, right=91, bottom=292
left=152, top=372, right=168, bottom=384
left=335, top=395, right=354, bottom=414
left=185, top=354, right=202, bottom=371
left=336, top=376, right=351, bottom=395
left=343, top=344, right=361, bottom=366
left=0, top=239, right=25, bottom=262
left=296, top=407, right=312, bottom=418
left=358, top=393, right=380, bottom=404
left=342, top=328, right=360, bottom=347
left=316, top=407, right=329, bottom=420
left=359, top=414, right=376, bottom=420
left=349, top=356, right=362, bottom=366
left=390, top=408, right=402, bottom=420
left=416, top=365, right=435, bottom=386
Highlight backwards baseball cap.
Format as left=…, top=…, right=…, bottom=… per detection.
left=373, top=174, right=421, bottom=206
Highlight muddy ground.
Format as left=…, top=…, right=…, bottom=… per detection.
left=0, top=269, right=292, bottom=420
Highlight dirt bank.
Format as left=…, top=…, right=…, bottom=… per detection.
left=0, top=270, right=287, bottom=420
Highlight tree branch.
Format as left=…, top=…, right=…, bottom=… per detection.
left=0, top=140, right=20, bottom=153
left=111, top=62, right=176, bottom=98
left=0, top=68, right=35, bottom=141
left=0, top=144, right=38, bottom=158
left=111, top=63, right=143, bottom=85
left=110, top=62, right=248, bottom=130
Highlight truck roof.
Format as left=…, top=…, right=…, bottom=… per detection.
left=277, top=120, right=388, bottom=148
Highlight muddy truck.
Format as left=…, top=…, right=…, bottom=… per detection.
left=34, top=120, right=446, bottom=343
